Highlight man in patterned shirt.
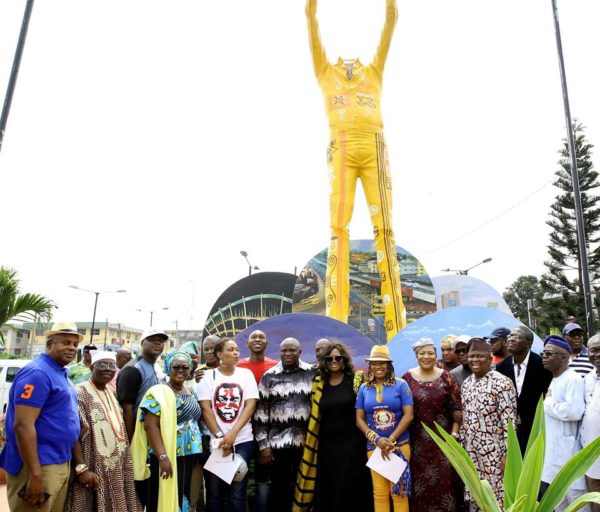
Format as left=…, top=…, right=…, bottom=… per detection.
left=460, top=338, right=517, bottom=510
left=254, top=338, right=315, bottom=511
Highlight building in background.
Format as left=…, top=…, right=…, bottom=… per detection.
left=14, top=322, right=144, bottom=356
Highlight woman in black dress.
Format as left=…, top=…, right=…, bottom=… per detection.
left=292, top=342, right=373, bottom=512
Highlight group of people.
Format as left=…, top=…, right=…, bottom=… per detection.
left=0, top=320, right=599, bottom=512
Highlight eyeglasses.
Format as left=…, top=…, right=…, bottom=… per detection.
left=541, top=351, right=559, bottom=358
left=325, top=355, right=344, bottom=363
left=171, top=365, right=190, bottom=373
left=94, top=362, right=116, bottom=370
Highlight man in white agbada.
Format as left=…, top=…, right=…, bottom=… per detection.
left=581, top=334, right=600, bottom=512
left=540, top=335, right=587, bottom=511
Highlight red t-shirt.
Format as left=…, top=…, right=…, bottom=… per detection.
left=237, top=357, right=278, bottom=384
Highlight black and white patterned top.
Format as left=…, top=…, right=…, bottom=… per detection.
left=254, top=360, right=315, bottom=450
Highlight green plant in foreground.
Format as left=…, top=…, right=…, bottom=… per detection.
left=425, top=399, right=600, bottom=512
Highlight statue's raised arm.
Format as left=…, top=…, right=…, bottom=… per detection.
left=306, top=0, right=328, bottom=79
left=372, top=0, right=398, bottom=75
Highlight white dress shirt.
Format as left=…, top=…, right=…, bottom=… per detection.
left=513, top=351, right=530, bottom=397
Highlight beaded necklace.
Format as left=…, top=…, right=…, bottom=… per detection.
left=90, top=381, right=126, bottom=441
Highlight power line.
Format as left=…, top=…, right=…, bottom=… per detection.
left=422, top=178, right=554, bottom=256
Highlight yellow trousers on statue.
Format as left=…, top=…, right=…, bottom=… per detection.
left=325, top=129, right=406, bottom=339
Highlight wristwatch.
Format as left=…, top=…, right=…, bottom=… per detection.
left=75, top=464, right=88, bottom=475
left=214, top=431, right=224, bottom=439
left=159, top=454, right=169, bottom=461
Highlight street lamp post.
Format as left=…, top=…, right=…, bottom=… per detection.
left=136, top=307, right=169, bottom=327
left=240, top=251, right=260, bottom=276
left=441, top=257, right=493, bottom=276
left=69, top=286, right=126, bottom=345
left=550, top=0, right=595, bottom=336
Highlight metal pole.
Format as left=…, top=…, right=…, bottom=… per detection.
left=150, top=311, right=153, bottom=327
left=551, top=0, right=595, bottom=336
left=0, top=0, right=35, bottom=154
left=89, top=292, right=99, bottom=345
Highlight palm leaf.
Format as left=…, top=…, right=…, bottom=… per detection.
left=480, top=480, right=503, bottom=512
left=515, top=432, right=545, bottom=512
left=506, top=494, right=530, bottom=512
left=525, top=399, right=546, bottom=459
left=424, top=422, right=500, bottom=511
left=504, top=420, right=523, bottom=509
left=561, top=492, right=600, bottom=512
left=538, top=435, right=600, bottom=512
left=0, top=267, right=54, bottom=339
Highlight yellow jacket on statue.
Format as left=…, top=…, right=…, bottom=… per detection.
left=306, top=0, right=406, bottom=339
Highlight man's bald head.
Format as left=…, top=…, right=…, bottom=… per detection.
left=315, top=338, right=331, bottom=360
left=280, top=337, right=302, bottom=370
left=116, top=347, right=132, bottom=369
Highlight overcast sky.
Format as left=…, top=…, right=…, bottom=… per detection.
left=1, top=0, right=598, bottom=331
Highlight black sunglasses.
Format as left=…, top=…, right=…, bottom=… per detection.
left=325, top=355, right=344, bottom=363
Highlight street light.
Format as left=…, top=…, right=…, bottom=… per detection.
left=136, top=307, right=169, bottom=327
left=69, top=286, right=126, bottom=345
left=441, top=257, right=492, bottom=276
left=240, top=250, right=260, bottom=276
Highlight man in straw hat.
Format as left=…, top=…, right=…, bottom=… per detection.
left=460, top=337, right=517, bottom=510
left=0, top=322, right=83, bottom=511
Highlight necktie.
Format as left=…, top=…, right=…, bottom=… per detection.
left=517, top=364, right=521, bottom=377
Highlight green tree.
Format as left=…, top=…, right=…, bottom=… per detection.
left=503, top=275, right=540, bottom=326
left=538, top=122, right=600, bottom=336
left=0, top=267, right=54, bottom=347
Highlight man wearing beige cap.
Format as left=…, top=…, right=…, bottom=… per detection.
left=0, top=322, right=83, bottom=511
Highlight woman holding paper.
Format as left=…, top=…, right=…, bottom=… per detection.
left=402, top=338, right=463, bottom=512
left=131, top=350, right=203, bottom=512
left=356, top=345, right=413, bottom=512
left=196, top=338, right=258, bottom=512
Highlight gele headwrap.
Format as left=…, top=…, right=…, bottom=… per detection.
left=164, top=350, right=193, bottom=374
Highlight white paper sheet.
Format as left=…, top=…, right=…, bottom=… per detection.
left=203, top=448, right=243, bottom=484
left=366, top=447, right=407, bottom=483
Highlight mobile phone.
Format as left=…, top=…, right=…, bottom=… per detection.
left=17, top=484, right=51, bottom=504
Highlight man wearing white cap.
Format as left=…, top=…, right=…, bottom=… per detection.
left=0, top=322, right=83, bottom=511
left=65, top=351, right=141, bottom=511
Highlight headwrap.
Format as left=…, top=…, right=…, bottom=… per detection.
left=440, top=334, right=457, bottom=349
left=179, top=341, right=199, bottom=355
left=467, top=337, right=492, bottom=354
left=164, top=350, right=193, bottom=374
left=544, top=335, right=572, bottom=354
left=411, top=337, right=435, bottom=353
left=91, top=350, right=117, bottom=365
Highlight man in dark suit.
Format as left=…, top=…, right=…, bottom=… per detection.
left=496, top=326, right=553, bottom=454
